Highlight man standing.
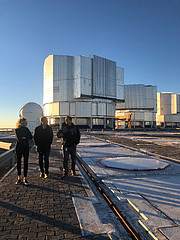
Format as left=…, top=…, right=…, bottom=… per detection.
left=34, top=116, right=53, bottom=178
left=57, top=116, right=80, bottom=179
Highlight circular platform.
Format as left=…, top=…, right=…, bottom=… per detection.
left=79, top=142, right=110, bottom=147
left=99, top=157, right=169, bottom=171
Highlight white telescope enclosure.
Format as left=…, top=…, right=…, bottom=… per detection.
left=19, top=102, right=43, bottom=133
left=43, top=55, right=124, bottom=129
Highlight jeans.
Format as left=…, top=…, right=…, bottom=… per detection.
left=38, top=149, right=50, bottom=175
left=62, top=145, right=76, bottom=175
left=16, top=145, right=29, bottom=177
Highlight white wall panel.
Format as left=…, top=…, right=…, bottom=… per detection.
left=43, top=55, right=53, bottom=104
left=177, top=94, right=180, bottom=113
left=92, top=55, right=105, bottom=96
left=98, top=103, right=106, bottom=116
left=116, top=85, right=124, bottom=100
left=105, top=59, right=116, bottom=98
left=116, top=67, right=124, bottom=86
left=53, top=79, right=74, bottom=101
left=92, top=103, right=98, bottom=116
left=60, top=102, right=69, bottom=116
left=76, top=102, right=91, bottom=117
left=107, top=103, right=115, bottom=117
left=70, top=102, right=75, bottom=116
left=171, top=94, right=177, bottom=114
left=53, top=55, right=73, bottom=80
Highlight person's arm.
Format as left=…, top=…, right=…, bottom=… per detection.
left=33, top=128, right=39, bottom=145
left=50, top=127, right=53, bottom=145
left=75, top=126, right=80, bottom=145
left=57, top=129, right=63, bottom=138
left=26, top=128, right=33, bottom=140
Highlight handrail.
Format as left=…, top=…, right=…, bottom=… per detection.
left=0, top=147, right=15, bottom=167
left=0, top=141, right=13, bottom=150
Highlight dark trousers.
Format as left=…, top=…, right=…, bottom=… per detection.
left=62, top=145, right=76, bottom=175
left=16, top=146, right=29, bottom=177
left=38, top=149, right=50, bottom=175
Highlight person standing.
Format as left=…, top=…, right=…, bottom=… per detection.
left=57, top=115, right=80, bottom=179
left=34, top=116, right=53, bottom=178
left=15, top=118, right=32, bottom=185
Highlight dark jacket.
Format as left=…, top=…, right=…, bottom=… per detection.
left=15, top=126, right=32, bottom=151
left=34, top=125, right=53, bottom=152
left=57, top=122, right=80, bottom=148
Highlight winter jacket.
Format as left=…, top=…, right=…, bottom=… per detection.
left=57, top=122, right=80, bottom=148
left=15, top=126, right=32, bottom=150
left=34, top=125, right=53, bottom=152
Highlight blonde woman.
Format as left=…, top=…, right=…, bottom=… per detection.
left=15, top=118, right=32, bottom=185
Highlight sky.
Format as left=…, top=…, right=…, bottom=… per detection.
left=0, top=0, right=180, bottom=128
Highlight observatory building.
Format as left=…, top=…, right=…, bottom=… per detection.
left=19, top=102, right=43, bottom=132
left=43, top=55, right=124, bottom=129
left=157, top=92, right=180, bottom=127
left=116, top=84, right=157, bottom=128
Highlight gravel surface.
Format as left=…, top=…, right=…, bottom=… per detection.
left=88, top=133, right=180, bottom=162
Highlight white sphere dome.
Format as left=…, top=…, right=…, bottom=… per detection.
left=19, top=102, right=43, bottom=132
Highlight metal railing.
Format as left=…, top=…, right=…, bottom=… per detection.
left=0, top=142, right=15, bottom=168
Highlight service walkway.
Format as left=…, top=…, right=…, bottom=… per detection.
left=0, top=140, right=109, bottom=240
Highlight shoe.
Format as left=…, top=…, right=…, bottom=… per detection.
left=40, top=172, right=44, bottom=178
left=61, top=174, right=68, bottom=179
left=15, top=178, right=21, bottom=185
left=71, top=170, right=76, bottom=176
left=23, top=178, right=29, bottom=185
left=44, top=174, right=48, bottom=179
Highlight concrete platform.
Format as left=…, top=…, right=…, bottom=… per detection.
left=77, top=135, right=180, bottom=240
left=99, top=157, right=169, bottom=171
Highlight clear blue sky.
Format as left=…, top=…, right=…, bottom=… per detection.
left=0, top=0, right=180, bottom=128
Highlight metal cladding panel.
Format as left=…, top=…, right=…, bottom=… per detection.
left=134, top=111, right=144, bottom=121
left=74, top=78, right=92, bottom=98
left=116, top=67, right=124, bottom=86
left=60, top=102, right=69, bottom=115
left=92, top=55, right=105, bottom=96
left=76, top=102, right=91, bottom=117
left=116, top=85, right=124, bottom=100
left=171, top=94, right=177, bottom=114
left=92, top=103, right=98, bottom=116
left=144, top=112, right=156, bottom=121
left=160, top=93, right=172, bottom=115
left=177, top=94, right=180, bottom=113
left=43, top=104, right=50, bottom=116
left=164, top=114, right=180, bottom=122
left=157, top=93, right=161, bottom=115
left=145, top=98, right=154, bottom=108
left=105, top=59, right=116, bottom=98
left=74, top=78, right=81, bottom=98
left=70, top=102, right=75, bottom=116
left=52, top=102, right=60, bottom=115
left=44, top=102, right=59, bottom=117
left=98, top=102, right=106, bottom=116
left=107, top=103, right=115, bottom=117
left=81, top=78, right=92, bottom=96
left=74, top=56, right=91, bottom=79
left=43, top=55, right=53, bottom=104
left=81, top=56, right=92, bottom=79
left=116, top=102, right=125, bottom=109
left=53, top=55, right=73, bottom=80
left=74, top=56, right=92, bottom=98
left=53, top=79, right=74, bottom=101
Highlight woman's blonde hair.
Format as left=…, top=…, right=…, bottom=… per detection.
left=16, top=118, right=27, bottom=128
